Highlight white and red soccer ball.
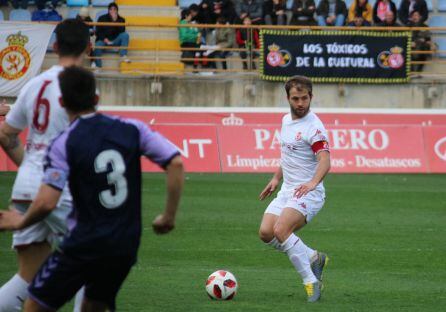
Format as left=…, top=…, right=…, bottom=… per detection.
left=205, top=270, right=238, bottom=300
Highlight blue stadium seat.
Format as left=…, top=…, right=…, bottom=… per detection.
left=428, top=15, right=446, bottom=27
left=67, top=0, right=88, bottom=7
left=426, top=0, right=433, bottom=12
left=0, top=10, right=4, bottom=21
left=67, top=8, right=79, bottom=19
left=439, top=1, right=446, bottom=12
left=178, top=0, right=200, bottom=9
left=394, top=0, right=402, bottom=10
left=9, top=9, right=31, bottom=21
left=91, top=0, right=114, bottom=6
left=95, top=9, right=107, bottom=21
left=435, top=38, right=446, bottom=58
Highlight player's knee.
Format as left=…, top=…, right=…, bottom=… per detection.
left=273, top=224, right=290, bottom=243
left=258, top=227, right=274, bottom=243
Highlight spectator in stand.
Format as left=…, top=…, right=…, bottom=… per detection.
left=373, top=0, right=397, bottom=25
left=408, top=10, right=432, bottom=73
left=236, top=0, right=263, bottom=24
left=195, top=1, right=216, bottom=24
left=347, top=0, right=372, bottom=26
left=76, top=7, right=95, bottom=67
left=376, top=10, right=400, bottom=26
left=316, top=0, right=347, bottom=26
left=76, top=6, right=94, bottom=36
left=208, top=16, right=235, bottom=69
left=398, top=0, right=428, bottom=26
left=179, top=9, right=201, bottom=69
left=215, top=0, right=238, bottom=24
left=236, top=16, right=260, bottom=70
left=93, top=2, right=130, bottom=68
left=264, top=0, right=287, bottom=26
left=11, top=0, right=28, bottom=9
left=290, top=0, right=317, bottom=26
left=34, top=0, right=61, bottom=10
left=31, top=3, right=62, bottom=22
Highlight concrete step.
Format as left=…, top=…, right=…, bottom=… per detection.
left=126, top=28, right=178, bottom=40
left=125, top=15, right=178, bottom=25
left=120, top=61, right=184, bottom=74
left=129, top=38, right=180, bottom=51
left=116, top=0, right=176, bottom=6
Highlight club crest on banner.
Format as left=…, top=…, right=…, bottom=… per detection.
left=0, top=31, right=31, bottom=81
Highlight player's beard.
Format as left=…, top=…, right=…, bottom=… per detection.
left=291, top=104, right=310, bottom=119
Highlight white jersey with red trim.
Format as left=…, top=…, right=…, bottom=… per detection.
left=6, top=65, right=70, bottom=201
left=280, top=111, right=329, bottom=195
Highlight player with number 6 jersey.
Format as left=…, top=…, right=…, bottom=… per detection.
left=0, top=19, right=90, bottom=312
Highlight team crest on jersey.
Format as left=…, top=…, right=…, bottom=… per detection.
left=295, top=132, right=302, bottom=141
left=0, top=32, right=31, bottom=81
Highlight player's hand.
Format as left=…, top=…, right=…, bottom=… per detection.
left=0, top=208, right=23, bottom=231
left=0, top=100, right=10, bottom=116
left=259, top=177, right=280, bottom=200
left=152, top=214, right=175, bottom=235
left=294, top=181, right=317, bottom=199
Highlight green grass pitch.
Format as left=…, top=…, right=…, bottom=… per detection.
left=1, top=172, right=445, bottom=311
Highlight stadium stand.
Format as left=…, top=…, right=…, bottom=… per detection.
left=91, top=0, right=113, bottom=6
left=0, top=10, right=3, bottom=21
left=66, top=0, right=89, bottom=6
left=439, top=1, right=446, bottom=12
left=67, top=8, right=79, bottom=19
left=179, top=0, right=200, bottom=9
left=9, top=8, right=31, bottom=21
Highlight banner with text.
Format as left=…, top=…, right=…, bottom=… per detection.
left=0, top=111, right=445, bottom=173
left=261, top=30, right=411, bottom=83
left=0, top=23, right=55, bottom=96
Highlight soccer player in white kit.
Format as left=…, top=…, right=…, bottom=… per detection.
left=0, top=19, right=90, bottom=311
left=258, top=76, right=331, bottom=302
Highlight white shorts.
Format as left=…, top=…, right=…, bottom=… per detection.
left=264, top=188, right=325, bottom=222
left=12, top=200, right=72, bottom=248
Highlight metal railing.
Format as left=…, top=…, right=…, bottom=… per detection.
left=47, top=21, right=446, bottom=77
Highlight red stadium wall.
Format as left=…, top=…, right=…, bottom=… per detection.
left=1, top=109, right=445, bottom=173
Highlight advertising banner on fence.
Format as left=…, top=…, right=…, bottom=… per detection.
left=0, top=23, right=55, bottom=96
left=217, top=125, right=428, bottom=173
left=261, top=30, right=411, bottom=83
left=141, top=125, right=220, bottom=172
left=423, top=127, right=446, bottom=173
left=0, top=111, right=444, bottom=173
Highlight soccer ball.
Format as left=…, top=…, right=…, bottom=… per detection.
left=205, top=270, right=238, bottom=300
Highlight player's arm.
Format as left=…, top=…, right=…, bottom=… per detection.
left=152, top=155, right=184, bottom=234
left=0, top=184, right=61, bottom=231
left=0, top=122, right=24, bottom=166
left=294, top=150, right=330, bottom=198
left=259, top=166, right=283, bottom=200
left=131, top=119, right=184, bottom=234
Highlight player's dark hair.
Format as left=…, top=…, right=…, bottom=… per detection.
left=285, top=75, right=313, bottom=98
left=59, top=66, right=96, bottom=113
left=55, top=19, right=89, bottom=57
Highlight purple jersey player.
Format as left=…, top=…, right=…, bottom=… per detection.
left=0, top=66, right=184, bottom=312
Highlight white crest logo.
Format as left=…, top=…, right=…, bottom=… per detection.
left=434, top=137, right=446, bottom=161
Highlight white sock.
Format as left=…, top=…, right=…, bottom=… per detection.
left=283, top=234, right=318, bottom=284
left=267, top=237, right=282, bottom=250
left=305, top=245, right=317, bottom=262
left=73, top=287, right=85, bottom=312
left=0, top=274, right=29, bottom=312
